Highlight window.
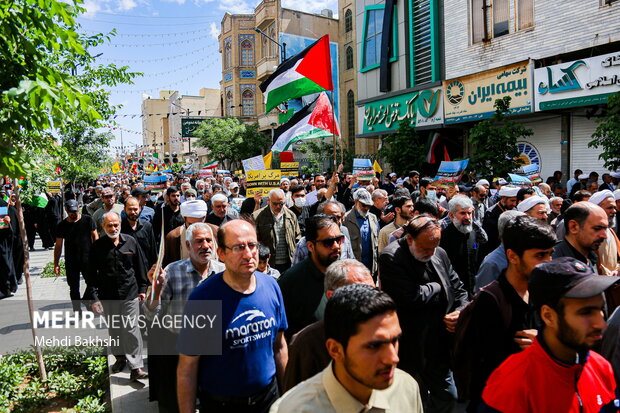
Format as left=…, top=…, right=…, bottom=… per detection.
left=240, top=39, right=254, bottom=66
left=360, top=5, right=398, bottom=72
left=269, top=25, right=277, bottom=58
left=242, top=89, right=254, bottom=116
left=344, top=9, right=353, bottom=33
left=493, top=0, right=509, bottom=37
left=471, top=0, right=533, bottom=44
left=226, top=90, right=234, bottom=116
left=518, top=0, right=534, bottom=29
left=224, top=37, right=232, bottom=68
left=345, top=46, right=354, bottom=70
left=347, top=90, right=355, bottom=148
left=412, top=0, right=432, bottom=85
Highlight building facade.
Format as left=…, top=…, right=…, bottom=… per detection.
left=141, top=90, right=175, bottom=154
left=442, top=0, right=620, bottom=181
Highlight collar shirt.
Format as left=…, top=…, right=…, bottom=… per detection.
left=553, top=239, right=599, bottom=274
left=271, top=362, right=423, bottom=413
left=144, top=257, right=224, bottom=333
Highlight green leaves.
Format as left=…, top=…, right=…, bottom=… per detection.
left=588, top=92, right=620, bottom=171
left=467, top=96, right=532, bottom=179
left=378, top=120, right=428, bottom=175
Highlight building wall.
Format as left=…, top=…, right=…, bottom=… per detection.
left=141, top=90, right=175, bottom=154
left=443, top=0, right=620, bottom=79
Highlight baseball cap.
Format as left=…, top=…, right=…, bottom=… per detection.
left=65, top=200, right=79, bottom=212
left=529, top=257, right=620, bottom=309
left=131, top=187, right=150, bottom=197
left=230, top=182, right=239, bottom=189
left=184, top=188, right=197, bottom=197
left=353, top=188, right=373, bottom=206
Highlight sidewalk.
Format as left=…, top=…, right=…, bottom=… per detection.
left=1, top=237, right=157, bottom=412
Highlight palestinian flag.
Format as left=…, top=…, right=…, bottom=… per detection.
left=272, top=92, right=340, bottom=153
left=27, top=192, right=48, bottom=208
left=202, top=161, right=218, bottom=169
left=260, top=35, right=333, bottom=113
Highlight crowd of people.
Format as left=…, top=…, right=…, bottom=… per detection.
left=1, top=166, right=620, bottom=412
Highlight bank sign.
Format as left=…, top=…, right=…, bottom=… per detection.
left=443, top=61, right=532, bottom=124
left=535, top=51, right=620, bottom=111
left=362, top=87, right=443, bottom=134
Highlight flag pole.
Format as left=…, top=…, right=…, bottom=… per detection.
left=329, top=92, right=337, bottom=172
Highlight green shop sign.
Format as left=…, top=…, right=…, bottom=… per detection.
left=362, top=87, right=443, bottom=134
left=181, top=118, right=207, bottom=138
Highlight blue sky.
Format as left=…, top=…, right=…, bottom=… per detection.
left=76, top=0, right=339, bottom=156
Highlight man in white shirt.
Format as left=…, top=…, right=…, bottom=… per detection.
left=271, top=284, right=423, bottom=413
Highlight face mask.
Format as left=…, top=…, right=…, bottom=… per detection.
left=294, top=197, right=306, bottom=208
left=426, top=190, right=437, bottom=201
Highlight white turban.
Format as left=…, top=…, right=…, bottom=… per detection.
left=614, top=189, right=620, bottom=201
left=588, top=190, right=614, bottom=206
left=476, top=179, right=490, bottom=186
left=516, top=196, right=548, bottom=213
left=578, top=173, right=589, bottom=180
left=180, top=200, right=208, bottom=218
left=498, top=186, right=520, bottom=197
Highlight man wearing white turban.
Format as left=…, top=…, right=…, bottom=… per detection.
left=588, top=190, right=619, bottom=275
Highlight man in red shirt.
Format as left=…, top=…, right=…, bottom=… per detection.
left=481, top=257, right=619, bottom=413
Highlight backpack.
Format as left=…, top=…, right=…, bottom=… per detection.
left=452, top=280, right=512, bottom=400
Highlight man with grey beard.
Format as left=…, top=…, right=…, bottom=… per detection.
left=87, top=212, right=149, bottom=381
left=440, top=195, right=488, bottom=295
left=379, top=214, right=469, bottom=412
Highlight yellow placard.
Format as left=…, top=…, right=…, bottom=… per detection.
left=280, top=162, right=299, bottom=177
left=47, top=181, right=61, bottom=193
left=246, top=169, right=281, bottom=196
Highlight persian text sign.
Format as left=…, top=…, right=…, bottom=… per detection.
left=535, top=52, right=620, bottom=111
left=181, top=118, right=206, bottom=138
left=443, top=61, right=532, bottom=124
left=362, top=87, right=443, bottom=134
left=280, top=162, right=299, bottom=177
left=433, top=159, right=469, bottom=187
left=246, top=170, right=281, bottom=196
left=242, top=155, right=266, bottom=173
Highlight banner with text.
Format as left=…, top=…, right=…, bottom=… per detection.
left=242, top=155, right=266, bottom=173
left=443, top=61, right=532, bottom=124
left=433, top=159, right=469, bottom=187
left=246, top=170, right=281, bottom=196
left=144, top=174, right=167, bottom=192
left=280, top=162, right=299, bottom=177
left=535, top=51, right=620, bottom=111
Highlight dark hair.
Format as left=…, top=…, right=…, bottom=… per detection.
left=166, top=186, right=179, bottom=196
left=324, top=284, right=396, bottom=348
left=419, top=177, right=433, bottom=188
left=572, top=190, right=592, bottom=202
left=516, top=187, right=535, bottom=203
left=589, top=171, right=599, bottom=179
left=563, top=203, right=592, bottom=232
left=404, top=214, right=440, bottom=238
left=290, top=185, right=305, bottom=196
left=408, top=170, right=420, bottom=178
left=258, top=243, right=270, bottom=260
left=574, top=169, right=583, bottom=175
left=560, top=198, right=572, bottom=214
left=414, top=198, right=439, bottom=216
left=239, top=197, right=256, bottom=216
left=305, top=214, right=338, bottom=243
left=503, top=216, right=556, bottom=257
left=392, top=196, right=412, bottom=210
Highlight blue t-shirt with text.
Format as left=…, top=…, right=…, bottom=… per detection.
left=178, top=271, right=287, bottom=397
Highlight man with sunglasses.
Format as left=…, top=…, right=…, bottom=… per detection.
left=91, top=187, right=124, bottom=237
left=177, top=219, right=288, bottom=413
left=255, top=189, right=301, bottom=274
left=472, top=185, right=488, bottom=223
left=279, top=214, right=344, bottom=339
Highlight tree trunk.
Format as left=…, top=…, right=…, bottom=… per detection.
left=13, top=179, right=47, bottom=380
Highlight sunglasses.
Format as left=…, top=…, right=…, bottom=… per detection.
left=315, top=235, right=345, bottom=247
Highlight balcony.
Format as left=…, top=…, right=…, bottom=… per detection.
left=256, top=56, right=279, bottom=81
left=255, top=0, right=276, bottom=28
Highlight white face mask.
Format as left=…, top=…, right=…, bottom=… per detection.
left=294, top=197, right=306, bottom=208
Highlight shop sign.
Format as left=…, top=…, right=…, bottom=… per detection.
left=443, top=61, right=532, bottom=124
left=362, top=86, right=443, bottom=134
left=535, top=51, right=620, bottom=111
left=181, top=117, right=207, bottom=138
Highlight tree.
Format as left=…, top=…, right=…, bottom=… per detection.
left=588, top=92, right=620, bottom=171
left=467, top=96, right=533, bottom=179
left=297, top=139, right=352, bottom=174
left=193, top=119, right=271, bottom=170
left=378, top=120, right=428, bottom=175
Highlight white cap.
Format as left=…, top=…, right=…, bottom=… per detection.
left=611, top=171, right=620, bottom=179
left=389, top=172, right=397, bottom=178
left=498, top=186, right=520, bottom=197
left=180, top=200, right=208, bottom=218
left=396, top=178, right=404, bottom=185
left=476, top=179, right=490, bottom=186
left=578, top=173, right=589, bottom=180
left=353, top=188, right=373, bottom=206
left=588, top=190, right=615, bottom=205
left=614, top=189, right=620, bottom=201
left=516, top=196, right=548, bottom=212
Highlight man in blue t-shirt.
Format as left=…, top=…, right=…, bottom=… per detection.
left=177, top=219, right=288, bottom=413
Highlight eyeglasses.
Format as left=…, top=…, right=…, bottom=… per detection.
left=102, top=195, right=113, bottom=199
left=314, top=235, right=345, bottom=248
left=224, top=242, right=258, bottom=254
left=271, top=202, right=285, bottom=206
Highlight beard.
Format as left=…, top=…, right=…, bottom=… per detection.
left=105, top=229, right=120, bottom=239
left=408, top=244, right=433, bottom=262
left=453, top=219, right=473, bottom=234
left=557, top=313, right=602, bottom=353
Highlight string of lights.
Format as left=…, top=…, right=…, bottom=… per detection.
left=89, top=12, right=219, bottom=19
left=107, top=33, right=215, bottom=47
left=83, top=27, right=214, bottom=37
left=85, top=19, right=217, bottom=26
left=140, top=54, right=218, bottom=77
left=110, top=64, right=215, bottom=94
left=98, top=46, right=212, bottom=63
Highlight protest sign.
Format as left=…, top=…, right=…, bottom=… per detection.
left=515, top=163, right=542, bottom=184
left=280, top=162, right=299, bottom=177
left=242, top=155, right=266, bottom=173
left=508, top=173, right=532, bottom=184
left=352, top=159, right=375, bottom=181
left=246, top=170, right=281, bottom=196
left=433, top=159, right=469, bottom=187
left=46, top=181, right=61, bottom=193
left=144, top=174, right=167, bottom=192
